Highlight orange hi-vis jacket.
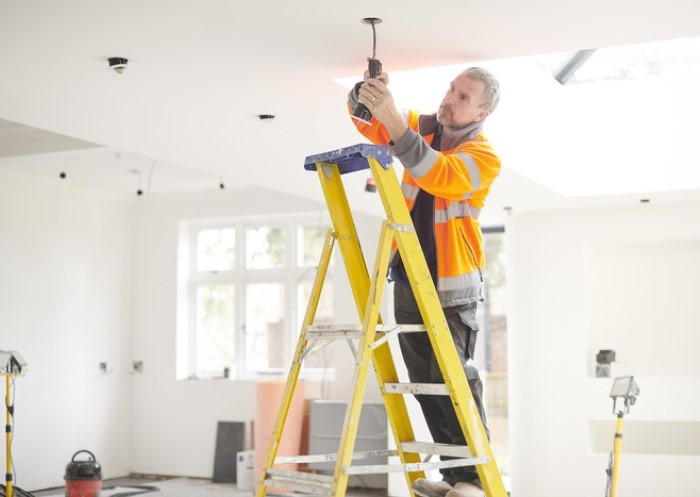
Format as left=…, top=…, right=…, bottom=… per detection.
left=350, top=106, right=501, bottom=306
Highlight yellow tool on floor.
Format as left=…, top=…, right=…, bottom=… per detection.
left=1, top=350, right=27, bottom=497
left=255, top=144, right=507, bottom=497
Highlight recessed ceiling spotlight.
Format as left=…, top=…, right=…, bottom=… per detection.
left=258, top=114, right=275, bottom=121
left=108, top=57, right=129, bottom=74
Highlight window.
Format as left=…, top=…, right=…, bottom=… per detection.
left=179, top=215, right=333, bottom=380
left=474, top=227, right=509, bottom=473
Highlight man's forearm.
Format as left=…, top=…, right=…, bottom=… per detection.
left=384, top=113, right=409, bottom=144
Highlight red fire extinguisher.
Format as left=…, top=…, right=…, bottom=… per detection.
left=64, top=450, right=102, bottom=497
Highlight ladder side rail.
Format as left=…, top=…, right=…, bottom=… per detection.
left=315, top=162, right=422, bottom=497
left=254, top=229, right=336, bottom=497
left=366, top=158, right=437, bottom=491
left=315, top=163, right=373, bottom=318
left=369, top=158, right=508, bottom=497
left=329, top=220, right=393, bottom=497
left=397, top=221, right=506, bottom=497
left=314, top=161, right=376, bottom=497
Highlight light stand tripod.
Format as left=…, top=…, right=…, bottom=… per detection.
left=1, top=351, right=27, bottom=497
left=605, top=375, right=640, bottom=497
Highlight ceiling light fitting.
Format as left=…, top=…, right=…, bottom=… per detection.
left=108, top=57, right=129, bottom=74
left=258, top=114, right=275, bottom=121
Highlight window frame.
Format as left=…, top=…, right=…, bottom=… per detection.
left=180, top=213, right=333, bottom=381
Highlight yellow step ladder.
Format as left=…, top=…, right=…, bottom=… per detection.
left=255, top=144, right=507, bottom=497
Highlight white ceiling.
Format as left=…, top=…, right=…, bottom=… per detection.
left=1, top=0, right=700, bottom=225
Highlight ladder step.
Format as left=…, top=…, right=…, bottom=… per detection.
left=276, top=448, right=397, bottom=464
left=401, top=441, right=474, bottom=458
left=306, top=323, right=426, bottom=340
left=265, top=469, right=333, bottom=495
left=384, top=382, right=449, bottom=395
left=343, top=456, right=490, bottom=475
left=275, top=444, right=473, bottom=466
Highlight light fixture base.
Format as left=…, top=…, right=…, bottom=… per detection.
left=108, top=57, right=129, bottom=74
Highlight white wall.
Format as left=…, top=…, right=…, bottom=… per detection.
left=129, top=186, right=385, bottom=477
left=8, top=163, right=697, bottom=496
left=0, top=171, right=389, bottom=487
left=507, top=200, right=700, bottom=497
left=0, top=174, right=133, bottom=490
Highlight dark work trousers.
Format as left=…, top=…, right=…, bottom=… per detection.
left=393, top=282, right=489, bottom=486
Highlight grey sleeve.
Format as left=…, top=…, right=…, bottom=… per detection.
left=390, top=128, right=436, bottom=171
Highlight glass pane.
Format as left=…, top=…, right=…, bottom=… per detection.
left=195, top=284, right=234, bottom=376
left=245, top=283, right=285, bottom=370
left=297, top=278, right=334, bottom=369
left=246, top=226, right=285, bottom=269
left=297, top=224, right=331, bottom=267
left=480, top=231, right=509, bottom=471
left=196, top=228, right=235, bottom=272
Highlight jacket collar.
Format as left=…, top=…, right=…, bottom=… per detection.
left=418, top=114, right=484, bottom=150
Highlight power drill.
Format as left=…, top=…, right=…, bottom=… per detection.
left=351, top=58, right=382, bottom=125
left=351, top=18, right=383, bottom=125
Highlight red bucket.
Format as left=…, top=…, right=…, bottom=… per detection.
left=64, top=450, right=102, bottom=497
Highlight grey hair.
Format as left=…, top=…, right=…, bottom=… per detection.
left=461, top=67, right=500, bottom=114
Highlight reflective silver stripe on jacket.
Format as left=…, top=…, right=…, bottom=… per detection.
left=435, top=202, right=473, bottom=223
left=455, top=152, right=481, bottom=199
left=438, top=271, right=484, bottom=306
left=468, top=205, right=481, bottom=220
left=439, top=270, right=483, bottom=291
left=410, top=148, right=439, bottom=178
left=401, top=183, right=420, bottom=201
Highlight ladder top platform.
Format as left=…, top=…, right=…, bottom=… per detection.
left=304, top=144, right=393, bottom=174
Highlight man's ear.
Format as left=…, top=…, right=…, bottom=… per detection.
left=476, top=109, right=489, bottom=122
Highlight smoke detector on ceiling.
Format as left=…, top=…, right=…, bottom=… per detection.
left=108, top=57, right=129, bottom=74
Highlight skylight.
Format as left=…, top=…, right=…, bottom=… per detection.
left=333, top=35, right=700, bottom=199
left=533, top=35, right=700, bottom=84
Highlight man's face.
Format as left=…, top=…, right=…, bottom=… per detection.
left=437, top=74, right=489, bottom=130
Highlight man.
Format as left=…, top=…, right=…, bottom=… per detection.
left=348, top=67, right=501, bottom=497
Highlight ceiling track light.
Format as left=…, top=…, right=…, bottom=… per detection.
left=108, top=57, right=129, bottom=74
